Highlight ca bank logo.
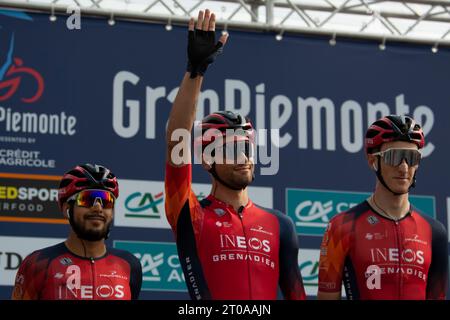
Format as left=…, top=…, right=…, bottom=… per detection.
left=298, top=249, right=319, bottom=297
left=115, top=180, right=171, bottom=229
left=124, top=191, right=164, bottom=218
left=298, top=248, right=345, bottom=297
left=287, top=188, right=436, bottom=236
left=115, top=179, right=213, bottom=229
left=114, top=240, right=186, bottom=292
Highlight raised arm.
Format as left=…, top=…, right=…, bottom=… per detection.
left=165, top=10, right=228, bottom=231
left=166, top=10, right=228, bottom=166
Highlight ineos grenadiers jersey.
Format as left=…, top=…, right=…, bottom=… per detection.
left=12, top=242, right=142, bottom=300
left=318, top=201, right=448, bottom=300
left=165, top=163, right=306, bottom=300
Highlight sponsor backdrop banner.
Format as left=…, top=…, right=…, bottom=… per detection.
left=298, top=248, right=345, bottom=297
left=115, top=180, right=273, bottom=229
left=0, top=236, right=65, bottom=286
left=0, top=10, right=449, bottom=299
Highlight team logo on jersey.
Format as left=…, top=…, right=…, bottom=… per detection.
left=405, top=234, right=428, bottom=245
left=59, top=257, right=73, bottom=266
left=214, top=234, right=276, bottom=269
left=365, top=232, right=387, bottom=241
left=214, top=208, right=226, bottom=216
left=367, top=215, right=379, bottom=225
left=250, top=225, right=274, bottom=236
left=215, top=221, right=232, bottom=228
left=99, top=271, right=128, bottom=280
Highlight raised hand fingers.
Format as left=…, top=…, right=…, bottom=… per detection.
left=209, top=13, right=216, bottom=31
left=188, top=17, right=195, bottom=31
left=196, top=10, right=204, bottom=30
left=202, top=9, right=211, bottom=31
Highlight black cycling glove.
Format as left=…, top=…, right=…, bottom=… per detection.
left=187, top=29, right=223, bottom=78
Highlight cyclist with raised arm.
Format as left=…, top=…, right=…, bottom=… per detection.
left=165, top=9, right=305, bottom=300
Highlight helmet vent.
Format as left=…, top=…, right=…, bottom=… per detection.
left=75, top=181, right=90, bottom=187
left=365, top=129, right=378, bottom=139
left=104, top=181, right=116, bottom=189
left=59, top=179, right=72, bottom=188
left=68, top=169, right=85, bottom=178
left=382, top=132, right=396, bottom=139
left=374, top=120, right=391, bottom=130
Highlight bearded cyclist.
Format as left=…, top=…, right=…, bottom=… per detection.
left=11, top=164, right=142, bottom=300
left=165, top=9, right=305, bottom=300
left=318, top=115, right=448, bottom=300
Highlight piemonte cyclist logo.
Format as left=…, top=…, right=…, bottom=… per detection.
left=0, top=34, right=44, bottom=103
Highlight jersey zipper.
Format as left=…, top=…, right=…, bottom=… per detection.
left=393, top=220, right=402, bottom=299
left=237, top=206, right=252, bottom=299
left=90, top=257, right=96, bottom=300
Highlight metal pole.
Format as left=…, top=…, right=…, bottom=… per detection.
left=266, top=0, right=274, bottom=26
left=1, top=0, right=450, bottom=46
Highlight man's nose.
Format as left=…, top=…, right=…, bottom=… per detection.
left=236, top=150, right=249, bottom=164
left=397, top=158, right=409, bottom=171
left=91, top=199, right=103, bottom=212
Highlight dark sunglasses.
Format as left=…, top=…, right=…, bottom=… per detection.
left=372, top=148, right=422, bottom=167
left=68, top=189, right=115, bottom=209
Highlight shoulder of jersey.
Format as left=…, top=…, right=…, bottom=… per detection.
left=30, top=242, right=67, bottom=259
left=329, top=201, right=370, bottom=223
left=108, top=247, right=140, bottom=263
left=411, top=205, right=447, bottom=232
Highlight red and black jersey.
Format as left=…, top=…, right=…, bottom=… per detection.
left=318, top=201, right=448, bottom=300
left=12, top=242, right=142, bottom=300
left=165, top=163, right=306, bottom=300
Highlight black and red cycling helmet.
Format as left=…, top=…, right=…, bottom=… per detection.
left=195, top=110, right=255, bottom=150
left=365, top=115, right=425, bottom=154
left=195, top=111, right=255, bottom=190
left=57, top=163, right=119, bottom=209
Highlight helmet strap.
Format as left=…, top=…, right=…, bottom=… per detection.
left=409, top=172, right=417, bottom=190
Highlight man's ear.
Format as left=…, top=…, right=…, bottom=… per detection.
left=202, top=160, right=212, bottom=171
left=367, top=154, right=377, bottom=171
left=62, top=203, right=70, bottom=219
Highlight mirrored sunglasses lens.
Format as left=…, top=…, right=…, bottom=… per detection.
left=406, top=150, right=421, bottom=166
left=76, top=190, right=114, bottom=208
left=383, top=149, right=421, bottom=166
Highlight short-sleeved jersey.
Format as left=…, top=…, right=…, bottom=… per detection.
left=165, top=163, right=306, bottom=300
left=12, top=242, right=142, bottom=300
left=318, top=201, right=448, bottom=300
